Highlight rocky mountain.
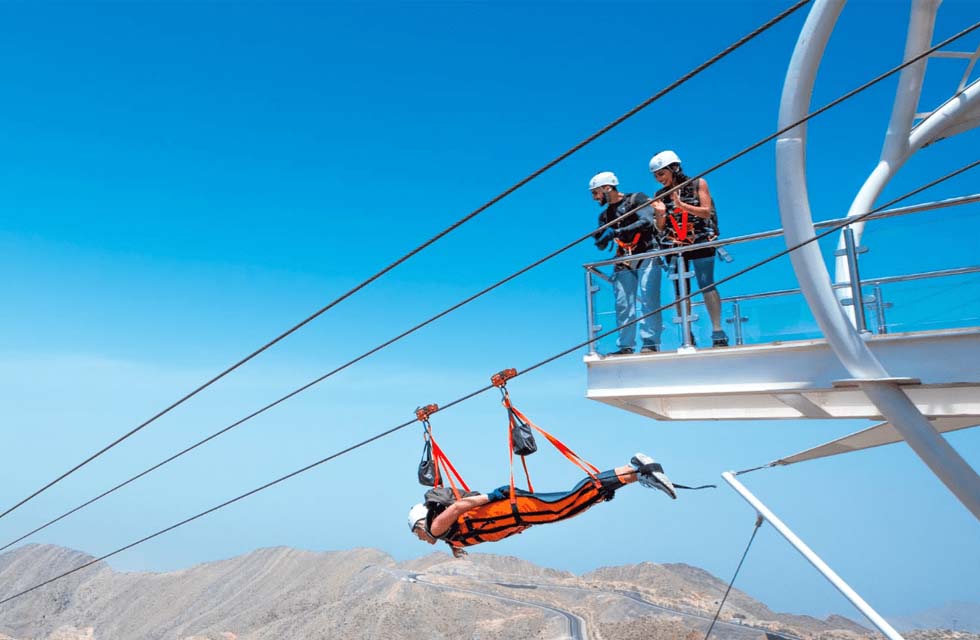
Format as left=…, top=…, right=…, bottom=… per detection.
left=0, top=544, right=974, bottom=640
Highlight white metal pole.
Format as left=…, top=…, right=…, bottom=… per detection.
left=722, top=472, right=906, bottom=640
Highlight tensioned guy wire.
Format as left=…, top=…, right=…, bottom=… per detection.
left=0, top=0, right=812, bottom=523
left=704, top=516, right=765, bottom=640
left=4, top=11, right=977, bottom=554
left=2, top=159, right=975, bottom=608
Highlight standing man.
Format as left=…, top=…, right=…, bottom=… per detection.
left=590, top=171, right=663, bottom=355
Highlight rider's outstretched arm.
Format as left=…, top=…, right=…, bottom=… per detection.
left=430, top=494, right=490, bottom=537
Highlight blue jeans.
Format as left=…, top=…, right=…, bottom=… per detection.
left=611, top=258, right=663, bottom=349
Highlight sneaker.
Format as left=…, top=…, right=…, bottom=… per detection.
left=640, top=345, right=659, bottom=353
left=711, top=331, right=729, bottom=347
left=608, top=347, right=634, bottom=356
left=630, top=452, right=677, bottom=499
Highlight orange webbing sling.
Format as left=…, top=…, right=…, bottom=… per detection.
left=450, top=477, right=615, bottom=547
left=448, top=369, right=609, bottom=548
left=417, top=404, right=470, bottom=498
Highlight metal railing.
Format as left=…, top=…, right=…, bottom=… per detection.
left=583, top=194, right=980, bottom=354
left=709, top=265, right=979, bottom=345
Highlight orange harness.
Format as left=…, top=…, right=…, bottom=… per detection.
left=450, top=479, right=613, bottom=547
left=416, top=370, right=606, bottom=550
left=614, top=232, right=643, bottom=268
left=668, top=207, right=697, bottom=245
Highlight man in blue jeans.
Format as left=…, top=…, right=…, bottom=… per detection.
left=589, top=171, right=663, bottom=355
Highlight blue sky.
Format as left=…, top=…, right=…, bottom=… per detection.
left=1, top=0, right=978, bottom=625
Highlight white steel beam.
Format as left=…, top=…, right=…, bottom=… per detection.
left=722, top=472, right=906, bottom=640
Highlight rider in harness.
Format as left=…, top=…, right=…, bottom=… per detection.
left=408, top=453, right=676, bottom=558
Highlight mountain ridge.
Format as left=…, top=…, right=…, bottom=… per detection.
left=0, top=543, right=974, bottom=640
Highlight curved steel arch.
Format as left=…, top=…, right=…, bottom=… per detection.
left=774, top=0, right=980, bottom=520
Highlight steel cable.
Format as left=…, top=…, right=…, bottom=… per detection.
left=4, top=11, right=977, bottom=554
left=704, top=516, right=765, bottom=640
left=1, top=159, right=975, bottom=608
left=593, top=20, right=980, bottom=240
left=0, top=0, right=813, bottom=523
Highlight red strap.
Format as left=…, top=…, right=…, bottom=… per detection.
left=520, top=455, right=534, bottom=493
left=512, top=404, right=601, bottom=481
left=614, top=232, right=642, bottom=253
left=503, top=402, right=536, bottom=498
left=506, top=412, right=518, bottom=503
left=430, top=436, right=471, bottom=497
left=669, top=206, right=690, bottom=243
left=502, top=394, right=601, bottom=492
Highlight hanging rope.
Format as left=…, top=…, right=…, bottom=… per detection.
left=704, top=515, right=765, bottom=640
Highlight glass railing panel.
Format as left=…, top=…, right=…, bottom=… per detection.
left=868, top=270, right=980, bottom=334
left=854, top=201, right=980, bottom=277
left=716, top=293, right=821, bottom=345
left=587, top=267, right=979, bottom=355
left=583, top=198, right=980, bottom=355
left=589, top=289, right=621, bottom=355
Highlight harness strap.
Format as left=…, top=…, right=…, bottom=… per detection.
left=430, top=436, right=471, bottom=497
left=505, top=415, right=528, bottom=510
left=511, top=403, right=600, bottom=481
left=520, top=455, right=534, bottom=493
left=614, top=232, right=642, bottom=253
left=418, top=404, right=471, bottom=499
left=669, top=206, right=691, bottom=243
left=505, top=405, right=536, bottom=493
left=500, top=392, right=601, bottom=493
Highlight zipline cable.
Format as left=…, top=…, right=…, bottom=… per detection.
left=4, top=15, right=976, bottom=552
left=590, top=20, right=980, bottom=240
left=0, top=0, right=812, bottom=524
left=704, top=515, right=765, bottom=640
left=1, top=159, right=974, bottom=607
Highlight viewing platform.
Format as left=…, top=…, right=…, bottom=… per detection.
left=581, top=197, right=980, bottom=424
left=585, top=327, right=979, bottom=421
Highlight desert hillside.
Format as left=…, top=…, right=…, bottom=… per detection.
left=0, top=544, right=973, bottom=640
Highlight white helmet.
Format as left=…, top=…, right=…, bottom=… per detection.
left=408, top=503, right=428, bottom=531
left=588, top=171, right=619, bottom=190
left=649, top=150, right=681, bottom=173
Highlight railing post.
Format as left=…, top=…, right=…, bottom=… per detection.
left=670, top=254, right=699, bottom=352
left=873, top=283, right=890, bottom=334
left=837, top=227, right=872, bottom=336
left=584, top=269, right=600, bottom=355
left=726, top=299, right=748, bottom=346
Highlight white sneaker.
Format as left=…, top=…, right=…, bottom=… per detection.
left=630, top=452, right=677, bottom=500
